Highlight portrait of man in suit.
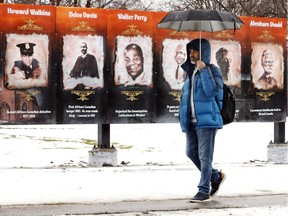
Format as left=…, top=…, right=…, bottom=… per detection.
left=62, top=35, right=104, bottom=90
left=162, top=38, right=189, bottom=90
left=251, top=43, right=283, bottom=91
left=254, top=49, right=282, bottom=90
left=70, top=42, right=99, bottom=79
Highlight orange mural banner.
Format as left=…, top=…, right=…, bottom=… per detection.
left=106, top=9, right=156, bottom=123
left=55, top=7, right=107, bottom=124
left=0, top=3, right=56, bottom=124
left=0, top=3, right=286, bottom=125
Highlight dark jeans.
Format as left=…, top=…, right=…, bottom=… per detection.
left=186, top=125, right=220, bottom=195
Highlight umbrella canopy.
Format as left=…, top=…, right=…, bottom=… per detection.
left=157, top=9, right=244, bottom=33
left=157, top=9, right=244, bottom=61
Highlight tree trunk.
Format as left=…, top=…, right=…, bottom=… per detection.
left=73, top=0, right=78, bottom=7
left=86, top=0, right=91, bottom=8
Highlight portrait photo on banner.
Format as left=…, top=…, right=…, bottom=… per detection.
left=251, top=42, right=283, bottom=91
left=62, top=35, right=104, bottom=90
left=162, top=38, right=189, bottom=90
left=113, top=35, right=153, bottom=88
left=210, top=40, right=242, bottom=88
left=4, top=33, right=49, bottom=90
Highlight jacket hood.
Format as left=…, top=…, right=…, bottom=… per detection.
left=181, top=38, right=211, bottom=76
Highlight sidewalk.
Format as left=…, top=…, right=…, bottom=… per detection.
left=0, top=163, right=287, bottom=205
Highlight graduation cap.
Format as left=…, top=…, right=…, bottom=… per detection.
left=16, top=43, right=36, bottom=55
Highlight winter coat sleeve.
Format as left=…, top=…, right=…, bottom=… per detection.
left=199, top=64, right=223, bottom=98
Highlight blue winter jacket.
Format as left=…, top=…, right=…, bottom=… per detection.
left=179, top=38, right=224, bottom=133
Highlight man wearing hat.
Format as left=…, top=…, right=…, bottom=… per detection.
left=10, top=42, right=41, bottom=80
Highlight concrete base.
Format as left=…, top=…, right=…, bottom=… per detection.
left=88, top=147, right=118, bottom=167
left=267, top=143, right=288, bottom=164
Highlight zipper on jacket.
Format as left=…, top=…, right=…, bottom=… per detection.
left=190, top=68, right=198, bottom=123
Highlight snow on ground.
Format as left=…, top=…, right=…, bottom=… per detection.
left=0, top=122, right=277, bottom=168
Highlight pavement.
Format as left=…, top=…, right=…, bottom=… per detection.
left=0, top=163, right=287, bottom=215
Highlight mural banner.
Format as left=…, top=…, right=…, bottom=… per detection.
left=56, top=7, right=107, bottom=124
left=239, top=16, right=286, bottom=121
left=155, top=14, right=286, bottom=123
left=0, top=3, right=286, bottom=125
left=0, top=4, right=56, bottom=124
left=106, top=9, right=156, bottom=123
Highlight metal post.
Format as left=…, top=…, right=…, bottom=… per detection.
left=274, top=122, right=285, bottom=143
left=267, top=122, right=287, bottom=163
left=89, top=123, right=117, bottom=167
left=98, top=124, right=110, bottom=148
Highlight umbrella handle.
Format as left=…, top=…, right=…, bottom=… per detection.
left=199, top=29, right=201, bottom=61
left=199, top=29, right=202, bottom=61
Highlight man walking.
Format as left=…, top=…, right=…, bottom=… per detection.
left=179, top=38, right=226, bottom=202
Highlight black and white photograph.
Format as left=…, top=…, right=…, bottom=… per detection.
left=5, top=34, right=49, bottom=89
left=162, top=38, right=189, bottom=90
left=251, top=42, right=283, bottom=90
left=210, top=40, right=242, bottom=88
left=113, top=35, right=153, bottom=88
left=62, top=35, right=104, bottom=90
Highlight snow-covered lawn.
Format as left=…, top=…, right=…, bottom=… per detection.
left=0, top=122, right=276, bottom=168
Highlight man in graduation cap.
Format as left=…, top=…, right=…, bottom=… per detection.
left=10, top=42, right=41, bottom=80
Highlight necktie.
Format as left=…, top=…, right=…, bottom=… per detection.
left=176, top=65, right=180, bottom=80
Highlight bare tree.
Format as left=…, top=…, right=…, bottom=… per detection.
left=2, top=0, right=287, bottom=18
left=161, top=0, right=286, bottom=17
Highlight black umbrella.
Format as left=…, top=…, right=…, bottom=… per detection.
left=157, top=9, right=244, bottom=59
left=157, top=9, right=244, bottom=32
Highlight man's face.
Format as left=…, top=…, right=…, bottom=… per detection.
left=189, top=49, right=200, bottom=64
left=124, top=48, right=143, bottom=79
left=262, top=53, right=274, bottom=76
left=175, top=45, right=186, bottom=65
left=81, top=43, right=88, bottom=55
left=221, top=51, right=232, bottom=73
left=21, top=54, right=33, bottom=67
